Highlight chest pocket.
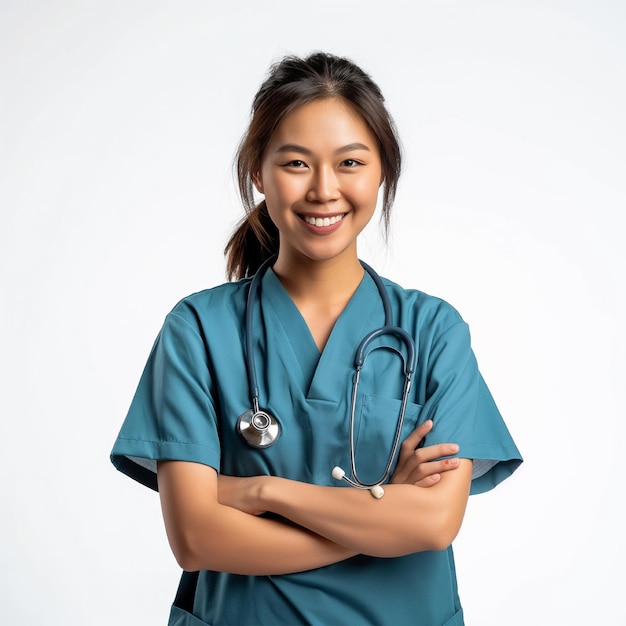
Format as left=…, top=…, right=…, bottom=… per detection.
left=353, top=394, right=423, bottom=485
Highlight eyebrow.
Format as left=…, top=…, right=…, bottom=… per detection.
left=274, top=142, right=372, bottom=155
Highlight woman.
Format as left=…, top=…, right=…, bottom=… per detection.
left=111, top=52, right=522, bottom=625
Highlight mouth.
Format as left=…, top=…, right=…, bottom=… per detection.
left=299, top=213, right=346, bottom=227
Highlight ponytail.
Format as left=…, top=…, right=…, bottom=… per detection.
left=224, top=201, right=279, bottom=280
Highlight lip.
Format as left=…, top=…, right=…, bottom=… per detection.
left=298, top=212, right=346, bottom=235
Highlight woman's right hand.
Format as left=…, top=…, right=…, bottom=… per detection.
left=390, top=420, right=461, bottom=487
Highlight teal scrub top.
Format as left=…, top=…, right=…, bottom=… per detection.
left=111, top=268, right=522, bottom=626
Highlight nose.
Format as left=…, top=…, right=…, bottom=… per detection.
left=306, top=166, right=340, bottom=203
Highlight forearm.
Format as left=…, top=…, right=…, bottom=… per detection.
left=157, top=461, right=356, bottom=575
left=258, top=460, right=473, bottom=557
left=176, top=505, right=355, bottom=574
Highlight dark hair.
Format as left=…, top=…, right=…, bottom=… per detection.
left=224, top=52, right=402, bottom=280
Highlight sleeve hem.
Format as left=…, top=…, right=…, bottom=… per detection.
left=110, top=438, right=221, bottom=491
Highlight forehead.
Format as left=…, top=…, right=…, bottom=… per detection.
left=268, top=98, right=377, bottom=148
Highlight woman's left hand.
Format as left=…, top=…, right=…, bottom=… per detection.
left=390, top=420, right=460, bottom=487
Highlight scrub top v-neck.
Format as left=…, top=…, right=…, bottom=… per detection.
left=258, top=268, right=380, bottom=401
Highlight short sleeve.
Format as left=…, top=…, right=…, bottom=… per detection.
left=110, top=312, right=221, bottom=491
left=421, top=321, right=522, bottom=495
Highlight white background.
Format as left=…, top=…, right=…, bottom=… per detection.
left=1, top=1, right=624, bottom=624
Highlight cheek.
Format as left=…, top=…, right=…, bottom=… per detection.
left=351, top=177, right=382, bottom=206
left=265, top=174, right=305, bottom=205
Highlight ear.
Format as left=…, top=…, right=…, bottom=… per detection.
left=252, top=171, right=264, bottom=194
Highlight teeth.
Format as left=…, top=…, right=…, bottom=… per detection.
left=303, top=214, right=344, bottom=226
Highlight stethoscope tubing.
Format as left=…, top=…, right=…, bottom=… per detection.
left=345, top=322, right=415, bottom=490
left=238, top=257, right=418, bottom=497
left=244, top=256, right=274, bottom=413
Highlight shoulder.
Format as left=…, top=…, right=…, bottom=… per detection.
left=163, top=278, right=251, bottom=334
left=379, top=275, right=465, bottom=335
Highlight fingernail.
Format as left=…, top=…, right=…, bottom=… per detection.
left=449, top=444, right=459, bottom=453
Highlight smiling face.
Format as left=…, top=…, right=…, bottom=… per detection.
left=254, top=97, right=383, bottom=271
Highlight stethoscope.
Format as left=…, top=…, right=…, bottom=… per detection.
left=236, top=257, right=416, bottom=498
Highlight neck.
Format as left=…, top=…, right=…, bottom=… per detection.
left=271, top=250, right=366, bottom=352
left=272, top=252, right=365, bottom=305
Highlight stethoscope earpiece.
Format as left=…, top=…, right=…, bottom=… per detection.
left=332, top=466, right=385, bottom=498
left=331, top=466, right=346, bottom=480
left=370, top=485, right=385, bottom=499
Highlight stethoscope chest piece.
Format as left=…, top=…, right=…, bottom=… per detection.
left=237, top=408, right=280, bottom=448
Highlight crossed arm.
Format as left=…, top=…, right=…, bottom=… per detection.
left=157, top=420, right=472, bottom=575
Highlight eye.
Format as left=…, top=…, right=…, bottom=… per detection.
left=341, top=158, right=362, bottom=168
left=283, top=160, right=307, bottom=168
